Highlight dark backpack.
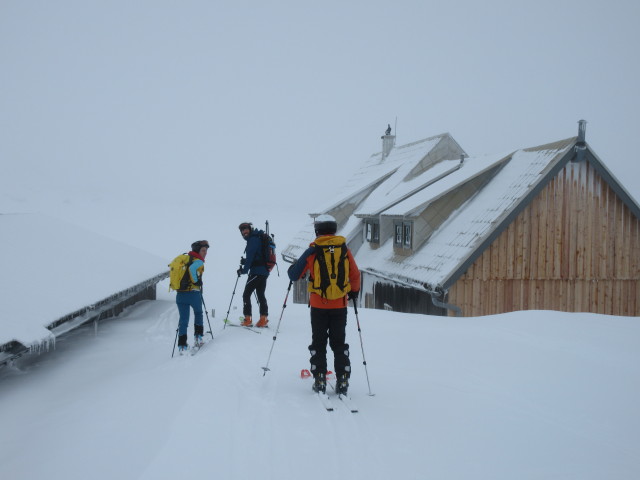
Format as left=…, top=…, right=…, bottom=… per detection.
left=261, top=232, right=277, bottom=272
left=247, top=221, right=277, bottom=273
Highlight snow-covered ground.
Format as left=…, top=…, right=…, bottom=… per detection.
left=2, top=3, right=640, bottom=478
left=2, top=272, right=640, bottom=479
left=2, top=174, right=640, bottom=480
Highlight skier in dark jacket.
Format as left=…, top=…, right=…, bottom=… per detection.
left=237, top=222, right=269, bottom=327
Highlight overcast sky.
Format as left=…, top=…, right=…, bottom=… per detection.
left=2, top=0, right=639, bottom=215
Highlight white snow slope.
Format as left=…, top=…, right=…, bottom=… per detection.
left=1, top=281, right=639, bottom=480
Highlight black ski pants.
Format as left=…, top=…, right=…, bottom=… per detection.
left=242, top=274, right=268, bottom=317
left=308, top=307, right=350, bottom=377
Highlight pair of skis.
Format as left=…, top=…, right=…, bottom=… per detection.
left=177, top=340, right=211, bottom=356
left=301, top=369, right=358, bottom=413
left=223, top=317, right=263, bottom=334
left=315, top=384, right=358, bottom=413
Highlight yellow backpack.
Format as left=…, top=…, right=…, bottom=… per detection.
left=168, top=254, right=194, bottom=292
left=308, top=236, right=351, bottom=300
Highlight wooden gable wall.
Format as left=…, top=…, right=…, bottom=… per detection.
left=447, top=159, right=640, bottom=316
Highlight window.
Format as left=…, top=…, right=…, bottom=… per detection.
left=403, top=223, right=411, bottom=248
left=394, top=220, right=412, bottom=249
left=365, top=220, right=380, bottom=244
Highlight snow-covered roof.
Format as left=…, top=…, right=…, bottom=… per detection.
left=310, top=133, right=458, bottom=215
left=281, top=220, right=316, bottom=262
left=284, top=131, right=630, bottom=293
left=0, top=213, right=169, bottom=349
left=357, top=140, right=576, bottom=289
left=381, top=153, right=510, bottom=217
left=354, top=158, right=462, bottom=217
left=282, top=133, right=466, bottom=262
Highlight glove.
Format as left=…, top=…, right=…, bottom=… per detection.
left=240, top=257, right=246, bottom=265
left=348, top=291, right=359, bottom=301
left=195, top=279, right=203, bottom=287
left=237, top=268, right=243, bottom=277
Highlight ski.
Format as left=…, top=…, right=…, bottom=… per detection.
left=335, top=394, right=358, bottom=413
left=190, top=334, right=213, bottom=356
left=226, top=323, right=262, bottom=334
left=316, top=391, right=334, bottom=411
left=301, top=370, right=333, bottom=411
left=223, top=319, right=262, bottom=334
left=327, top=380, right=358, bottom=413
left=237, top=315, right=269, bottom=329
left=300, top=370, right=340, bottom=412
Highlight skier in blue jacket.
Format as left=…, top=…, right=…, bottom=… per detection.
left=176, top=240, right=209, bottom=352
left=237, top=222, right=269, bottom=327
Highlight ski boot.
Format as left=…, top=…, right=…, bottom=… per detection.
left=256, top=315, right=269, bottom=328
left=241, top=315, right=253, bottom=327
left=336, top=373, right=349, bottom=395
left=177, top=334, right=188, bottom=354
left=194, top=325, right=205, bottom=346
left=312, top=372, right=326, bottom=394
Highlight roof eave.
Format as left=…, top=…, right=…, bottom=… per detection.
left=584, top=147, right=640, bottom=219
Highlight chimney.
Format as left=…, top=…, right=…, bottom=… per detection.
left=381, top=123, right=395, bottom=159
left=578, top=119, right=587, bottom=143
left=574, top=119, right=587, bottom=162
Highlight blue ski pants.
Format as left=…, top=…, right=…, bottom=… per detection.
left=176, top=291, right=204, bottom=337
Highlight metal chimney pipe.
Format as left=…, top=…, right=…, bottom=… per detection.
left=574, top=119, right=587, bottom=162
left=578, top=119, right=587, bottom=143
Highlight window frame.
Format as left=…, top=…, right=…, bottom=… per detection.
left=393, top=220, right=412, bottom=249
left=394, top=223, right=403, bottom=246
left=365, top=219, right=380, bottom=244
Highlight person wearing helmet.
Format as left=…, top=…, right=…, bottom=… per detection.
left=176, top=240, right=209, bottom=353
left=237, top=222, right=269, bottom=327
left=287, top=214, right=360, bottom=395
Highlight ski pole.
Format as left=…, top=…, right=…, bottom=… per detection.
left=223, top=268, right=242, bottom=329
left=262, top=280, right=293, bottom=376
left=352, top=299, right=375, bottom=396
left=171, top=327, right=179, bottom=358
left=200, top=289, right=214, bottom=340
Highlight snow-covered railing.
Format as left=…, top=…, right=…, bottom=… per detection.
left=0, top=271, right=169, bottom=367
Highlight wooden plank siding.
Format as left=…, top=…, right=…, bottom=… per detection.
left=366, top=280, right=446, bottom=315
left=448, top=161, right=640, bottom=316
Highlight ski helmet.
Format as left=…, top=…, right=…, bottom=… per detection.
left=191, top=240, right=210, bottom=252
left=238, top=222, right=252, bottom=231
left=314, top=214, right=337, bottom=236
